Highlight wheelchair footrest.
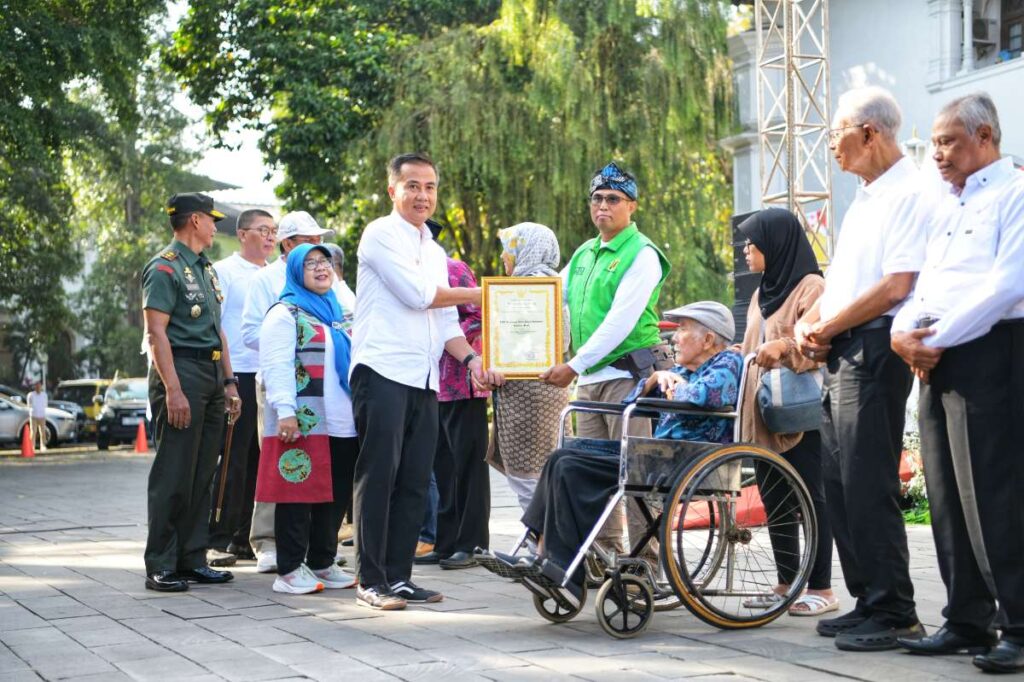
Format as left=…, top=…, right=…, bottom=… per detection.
left=474, top=551, right=527, bottom=580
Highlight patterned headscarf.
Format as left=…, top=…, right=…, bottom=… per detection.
left=589, top=161, right=638, bottom=200
left=497, top=222, right=561, bottom=277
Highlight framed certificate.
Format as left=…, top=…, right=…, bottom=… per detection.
left=481, top=276, right=563, bottom=379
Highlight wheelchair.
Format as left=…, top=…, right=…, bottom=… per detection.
left=477, top=356, right=818, bottom=638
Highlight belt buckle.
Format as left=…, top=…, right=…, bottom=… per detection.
left=211, top=350, right=222, bottom=361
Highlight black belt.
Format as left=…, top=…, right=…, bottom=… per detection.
left=171, top=347, right=222, bottom=361
left=832, top=316, right=892, bottom=340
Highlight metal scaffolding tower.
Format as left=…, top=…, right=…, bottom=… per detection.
left=754, top=0, right=834, bottom=264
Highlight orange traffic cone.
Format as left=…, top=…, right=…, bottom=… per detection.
left=21, top=423, right=35, bottom=458
left=134, top=421, right=148, bottom=454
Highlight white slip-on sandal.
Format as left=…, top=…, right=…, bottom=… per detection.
left=788, top=593, right=840, bottom=617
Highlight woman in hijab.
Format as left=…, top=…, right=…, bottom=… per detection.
left=738, top=208, right=836, bottom=616
left=255, top=243, right=357, bottom=595
left=491, top=223, right=571, bottom=511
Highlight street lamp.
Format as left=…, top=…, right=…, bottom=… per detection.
left=902, top=126, right=929, bottom=167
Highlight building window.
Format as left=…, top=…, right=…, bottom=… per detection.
left=1001, top=0, right=1024, bottom=58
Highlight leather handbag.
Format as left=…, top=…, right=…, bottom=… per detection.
left=756, top=367, right=824, bottom=434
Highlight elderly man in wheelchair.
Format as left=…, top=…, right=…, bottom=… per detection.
left=477, top=302, right=818, bottom=638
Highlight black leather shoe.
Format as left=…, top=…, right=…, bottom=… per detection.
left=226, top=543, right=256, bottom=561
left=175, top=566, right=234, bottom=584
left=414, top=551, right=443, bottom=565
left=817, top=608, right=870, bottom=637
left=899, top=626, right=996, bottom=655
left=439, top=551, right=478, bottom=570
left=974, top=640, right=1024, bottom=673
left=835, top=618, right=925, bottom=652
left=145, top=570, right=189, bottom=592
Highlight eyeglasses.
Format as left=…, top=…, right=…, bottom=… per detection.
left=303, top=258, right=332, bottom=271
left=241, top=226, right=278, bottom=239
left=589, top=193, right=628, bottom=207
left=827, top=123, right=865, bottom=144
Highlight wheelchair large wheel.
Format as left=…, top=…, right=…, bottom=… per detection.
left=660, top=444, right=816, bottom=630
left=595, top=573, right=654, bottom=639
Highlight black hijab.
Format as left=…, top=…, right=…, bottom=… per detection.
left=738, top=208, right=822, bottom=321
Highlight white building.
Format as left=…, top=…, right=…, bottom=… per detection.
left=727, top=0, right=1024, bottom=221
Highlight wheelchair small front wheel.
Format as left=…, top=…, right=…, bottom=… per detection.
left=532, top=587, right=586, bottom=623
left=595, top=574, right=654, bottom=638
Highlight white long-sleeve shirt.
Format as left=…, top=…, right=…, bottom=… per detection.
left=213, top=252, right=265, bottom=373
left=351, top=211, right=463, bottom=392
left=892, top=157, right=1024, bottom=347
left=818, top=157, right=928, bottom=321
left=241, top=257, right=287, bottom=352
left=561, top=245, right=663, bottom=386
left=259, top=303, right=355, bottom=437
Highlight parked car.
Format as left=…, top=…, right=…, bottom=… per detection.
left=0, top=396, right=78, bottom=448
left=0, top=384, right=86, bottom=441
left=53, top=379, right=112, bottom=439
left=96, top=378, right=150, bottom=450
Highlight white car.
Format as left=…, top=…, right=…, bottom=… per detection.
left=0, top=396, right=78, bottom=448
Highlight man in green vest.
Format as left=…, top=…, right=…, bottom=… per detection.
left=540, top=162, right=672, bottom=552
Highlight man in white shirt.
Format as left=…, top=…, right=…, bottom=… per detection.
left=891, top=93, right=1024, bottom=672
left=27, top=382, right=48, bottom=451
left=207, top=209, right=276, bottom=567
left=795, top=86, right=927, bottom=650
left=350, top=152, right=502, bottom=611
left=540, top=162, right=671, bottom=557
left=240, top=211, right=334, bottom=573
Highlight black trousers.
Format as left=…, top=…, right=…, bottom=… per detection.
left=209, top=372, right=260, bottom=550
left=145, top=357, right=224, bottom=573
left=275, top=436, right=358, bottom=576
left=820, top=327, right=916, bottom=626
left=523, top=447, right=621, bottom=588
left=435, top=399, right=490, bottom=555
left=351, top=365, right=438, bottom=587
left=919, top=321, right=1024, bottom=641
left=756, top=430, right=833, bottom=590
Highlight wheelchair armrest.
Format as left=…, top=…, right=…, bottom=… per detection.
left=634, top=397, right=736, bottom=415
left=567, top=400, right=627, bottom=415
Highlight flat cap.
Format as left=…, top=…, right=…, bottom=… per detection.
left=663, top=301, right=735, bottom=342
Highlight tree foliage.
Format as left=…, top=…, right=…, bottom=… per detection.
left=360, top=0, right=735, bottom=304
left=0, top=0, right=164, bottom=379
left=166, top=0, right=501, bottom=216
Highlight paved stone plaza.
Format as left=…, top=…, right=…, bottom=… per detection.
left=0, top=451, right=984, bottom=681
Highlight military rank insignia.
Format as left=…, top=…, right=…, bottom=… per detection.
left=160, top=250, right=178, bottom=261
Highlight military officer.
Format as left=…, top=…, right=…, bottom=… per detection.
left=142, top=192, right=242, bottom=592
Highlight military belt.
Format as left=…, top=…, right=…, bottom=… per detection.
left=171, top=347, right=222, bottom=362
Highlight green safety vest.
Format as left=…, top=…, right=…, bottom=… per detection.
left=565, top=223, right=670, bottom=374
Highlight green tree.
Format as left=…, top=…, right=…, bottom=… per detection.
left=165, top=0, right=501, bottom=218
left=360, top=0, right=735, bottom=304
left=0, top=0, right=165, bottom=380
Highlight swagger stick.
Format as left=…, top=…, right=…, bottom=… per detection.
left=214, top=398, right=241, bottom=523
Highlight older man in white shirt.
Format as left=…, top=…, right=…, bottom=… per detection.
left=891, top=93, right=1024, bottom=673
left=795, top=86, right=928, bottom=650
left=206, top=209, right=276, bottom=567
left=239, top=211, right=334, bottom=573
left=350, top=152, right=502, bottom=611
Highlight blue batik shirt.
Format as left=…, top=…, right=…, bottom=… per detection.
left=624, top=350, right=742, bottom=443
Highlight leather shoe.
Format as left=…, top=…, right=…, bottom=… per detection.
left=226, top=543, right=256, bottom=561
left=974, top=640, right=1024, bottom=673
left=174, top=566, right=234, bottom=584
left=900, top=626, right=996, bottom=655
left=439, top=551, right=478, bottom=570
left=414, top=551, right=443, bottom=565
left=145, top=570, right=189, bottom=592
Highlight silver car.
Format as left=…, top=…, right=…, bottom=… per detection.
left=0, top=396, right=78, bottom=448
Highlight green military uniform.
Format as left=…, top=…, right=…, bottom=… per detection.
left=142, top=238, right=227, bottom=574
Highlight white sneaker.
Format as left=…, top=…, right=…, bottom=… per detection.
left=256, top=550, right=277, bottom=574
left=272, top=565, right=323, bottom=594
left=312, top=564, right=356, bottom=589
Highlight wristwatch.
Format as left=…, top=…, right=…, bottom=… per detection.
left=223, top=376, right=239, bottom=387
left=461, top=352, right=478, bottom=367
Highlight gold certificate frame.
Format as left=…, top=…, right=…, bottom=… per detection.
left=481, top=276, right=563, bottom=379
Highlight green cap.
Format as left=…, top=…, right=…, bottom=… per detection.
left=166, top=193, right=226, bottom=222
